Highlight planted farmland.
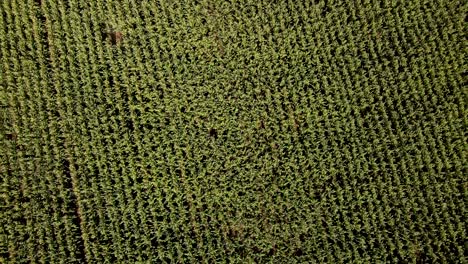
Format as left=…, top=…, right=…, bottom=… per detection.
left=0, top=0, right=466, bottom=263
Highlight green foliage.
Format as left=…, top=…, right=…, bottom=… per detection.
left=1, top=0, right=467, bottom=263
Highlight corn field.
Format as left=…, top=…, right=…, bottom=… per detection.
left=0, top=0, right=467, bottom=263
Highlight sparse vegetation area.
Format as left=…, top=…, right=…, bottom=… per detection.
left=1, top=0, right=466, bottom=263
